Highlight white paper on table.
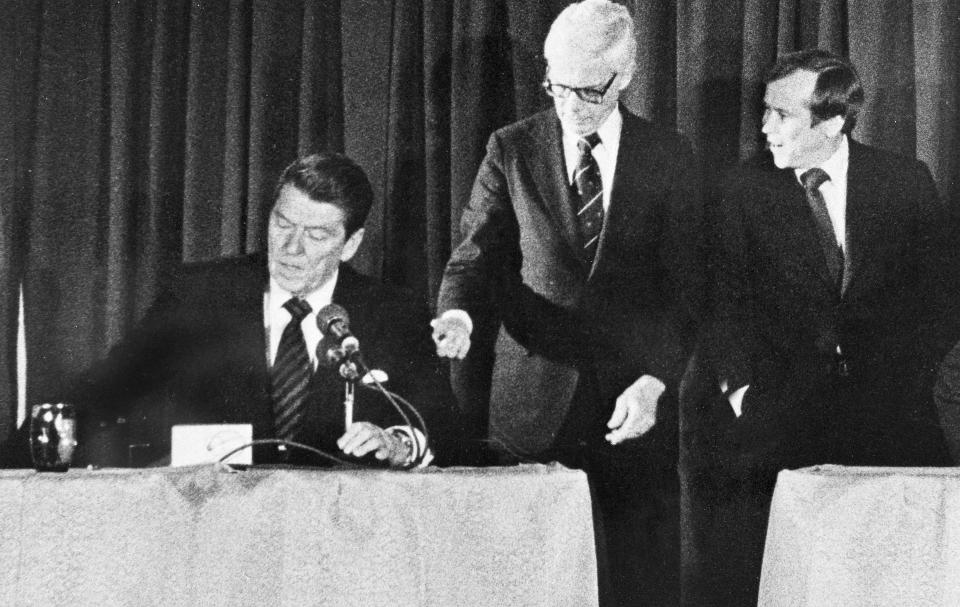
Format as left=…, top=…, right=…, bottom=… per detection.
left=170, top=424, right=253, bottom=466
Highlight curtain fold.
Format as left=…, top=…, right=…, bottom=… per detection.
left=620, top=1, right=675, bottom=127
left=1, top=0, right=958, bottom=453
left=10, top=0, right=345, bottom=420
left=141, top=0, right=189, bottom=315
left=183, top=0, right=235, bottom=262
left=382, top=0, right=427, bottom=296
left=422, top=0, right=455, bottom=302
left=26, top=0, right=112, bottom=396
left=298, top=0, right=344, bottom=157
left=0, top=0, right=43, bottom=439
left=849, top=0, right=918, bottom=156
left=739, top=1, right=779, bottom=158
left=245, top=0, right=308, bottom=256
left=913, top=0, right=960, bottom=203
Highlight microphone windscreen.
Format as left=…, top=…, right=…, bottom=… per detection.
left=316, top=303, right=350, bottom=332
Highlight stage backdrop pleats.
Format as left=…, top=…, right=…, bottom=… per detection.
left=1, top=0, right=957, bottom=456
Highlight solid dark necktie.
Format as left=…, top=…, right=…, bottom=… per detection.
left=801, top=168, right=844, bottom=292
left=574, top=132, right=604, bottom=262
left=271, top=297, right=313, bottom=441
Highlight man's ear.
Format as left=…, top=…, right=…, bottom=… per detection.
left=340, top=227, right=365, bottom=262
left=819, top=114, right=845, bottom=138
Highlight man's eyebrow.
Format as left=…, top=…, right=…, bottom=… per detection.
left=549, top=78, right=608, bottom=90
left=304, top=224, right=337, bottom=233
left=273, top=209, right=336, bottom=230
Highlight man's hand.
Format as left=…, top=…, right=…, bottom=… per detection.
left=605, top=374, right=666, bottom=445
left=431, top=312, right=472, bottom=359
left=337, top=422, right=412, bottom=467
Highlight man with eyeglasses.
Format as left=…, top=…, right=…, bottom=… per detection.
left=432, top=1, right=704, bottom=605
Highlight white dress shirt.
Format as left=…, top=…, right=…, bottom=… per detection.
left=563, top=108, right=623, bottom=211
left=264, top=270, right=338, bottom=369
left=795, top=135, right=849, bottom=250
left=264, top=269, right=430, bottom=464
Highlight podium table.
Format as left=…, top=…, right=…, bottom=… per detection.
left=0, top=463, right=597, bottom=607
left=759, top=465, right=960, bottom=606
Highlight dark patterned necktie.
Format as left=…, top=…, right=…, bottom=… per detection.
left=801, top=168, right=845, bottom=292
left=574, top=132, right=604, bottom=262
left=271, top=297, right=313, bottom=441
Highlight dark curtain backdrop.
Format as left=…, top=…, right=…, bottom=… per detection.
left=1, top=0, right=958, bottom=449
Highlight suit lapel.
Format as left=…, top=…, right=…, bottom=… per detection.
left=766, top=166, right=838, bottom=291
left=329, top=265, right=369, bottom=344
left=593, top=109, right=646, bottom=280
left=231, top=254, right=274, bottom=437
left=843, top=141, right=880, bottom=298
left=521, top=112, right=585, bottom=264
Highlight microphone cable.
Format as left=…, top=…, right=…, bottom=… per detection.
left=315, top=303, right=431, bottom=468
left=215, top=438, right=359, bottom=469
left=353, top=353, right=431, bottom=469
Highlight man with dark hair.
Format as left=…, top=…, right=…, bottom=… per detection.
left=681, top=49, right=955, bottom=606
left=764, top=49, right=864, bottom=134
left=56, top=152, right=454, bottom=468
left=433, top=1, right=704, bottom=605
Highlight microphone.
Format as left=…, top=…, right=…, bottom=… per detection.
left=317, top=304, right=360, bottom=367
left=317, top=304, right=361, bottom=431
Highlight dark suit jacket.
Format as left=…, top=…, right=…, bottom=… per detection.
left=68, top=254, right=455, bottom=467
left=691, top=140, right=954, bottom=470
left=438, top=106, right=704, bottom=457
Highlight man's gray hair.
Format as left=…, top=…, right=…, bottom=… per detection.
left=543, top=0, right=637, bottom=79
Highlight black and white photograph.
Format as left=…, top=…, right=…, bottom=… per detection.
left=1, top=1, right=959, bottom=605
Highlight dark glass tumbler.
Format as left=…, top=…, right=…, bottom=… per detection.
left=30, top=403, right=77, bottom=472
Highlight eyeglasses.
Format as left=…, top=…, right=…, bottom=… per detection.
left=541, top=73, right=617, bottom=104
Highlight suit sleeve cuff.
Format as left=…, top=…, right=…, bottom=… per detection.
left=726, top=385, right=749, bottom=417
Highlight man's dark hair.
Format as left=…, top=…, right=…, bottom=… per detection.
left=764, top=49, right=864, bottom=135
left=271, top=153, right=374, bottom=237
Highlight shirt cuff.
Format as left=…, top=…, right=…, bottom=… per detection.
left=726, top=385, right=749, bottom=417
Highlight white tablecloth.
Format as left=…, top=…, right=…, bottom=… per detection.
left=0, top=463, right=597, bottom=607
left=759, top=465, right=960, bottom=606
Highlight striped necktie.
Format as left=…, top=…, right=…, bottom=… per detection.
left=574, top=132, right=604, bottom=262
left=800, top=168, right=845, bottom=292
left=271, top=297, right=313, bottom=441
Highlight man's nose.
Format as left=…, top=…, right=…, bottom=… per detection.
left=761, top=113, right=776, bottom=134
left=557, top=92, right=582, bottom=113
left=283, top=228, right=305, bottom=254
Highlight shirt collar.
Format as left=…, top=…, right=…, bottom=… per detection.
left=794, top=135, right=849, bottom=185
left=562, top=105, right=622, bottom=149
left=267, top=269, right=339, bottom=317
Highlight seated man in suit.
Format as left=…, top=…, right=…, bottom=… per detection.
left=45, top=153, right=455, bottom=468
left=681, top=49, right=956, bottom=606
